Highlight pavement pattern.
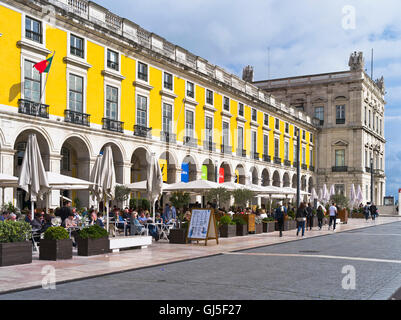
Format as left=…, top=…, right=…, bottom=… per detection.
left=1, top=218, right=401, bottom=300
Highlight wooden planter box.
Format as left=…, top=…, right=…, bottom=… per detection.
left=236, top=224, right=248, bottom=236
left=233, top=214, right=255, bottom=233
left=263, top=222, right=276, bottom=233
left=219, top=224, right=237, bottom=238
left=0, top=242, right=32, bottom=267
left=277, top=221, right=289, bottom=231
left=77, top=237, right=110, bottom=256
left=169, top=229, right=187, bottom=244
left=287, top=220, right=297, bottom=230
left=39, top=239, right=73, bottom=261
left=255, top=223, right=263, bottom=234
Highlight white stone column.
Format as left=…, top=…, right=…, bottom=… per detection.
left=48, top=154, right=62, bottom=209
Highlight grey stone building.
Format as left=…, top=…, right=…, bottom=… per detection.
left=253, top=52, right=386, bottom=205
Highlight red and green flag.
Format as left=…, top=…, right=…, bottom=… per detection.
left=33, top=54, right=54, bottom=74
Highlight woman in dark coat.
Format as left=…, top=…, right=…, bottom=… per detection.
left=296, top=202, right=307, bottom=237
left=316, top=205, right=324, bottom=230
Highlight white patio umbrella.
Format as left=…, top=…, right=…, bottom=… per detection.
left=146, top=154, right=163, bottom=222
left=329, top=185, right=336, bottom=198
left=100, top=146, right=116, bottom=232
left=311, top=188, right=318, bottom=203
left=125, top=180, right=170, bottom=192
left=356, top=185, right=363, bottom=207
left=322, top=184, right=330, bottom=204
left=350, top=184, right=356, bottom=208
left=18, top=134, right=50, bottom=219
left=89, top=154, right=103, bottom=202
left=0, top=173, right=18, bottom=207
left=164, top=179, right=221, bottom=193
left=318, top=188, right=323, bottom=202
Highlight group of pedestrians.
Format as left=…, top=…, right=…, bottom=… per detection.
left=363, top=202, right=379, bottom=221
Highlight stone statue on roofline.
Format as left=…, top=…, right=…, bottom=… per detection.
left=375, top=76, right=386, bottom=94
left=348, top=51, right=365, bottom=71
left=242, top=65, right=254, bottom=82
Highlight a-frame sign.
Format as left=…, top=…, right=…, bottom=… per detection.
left=186, top=209, right=219, bottom=246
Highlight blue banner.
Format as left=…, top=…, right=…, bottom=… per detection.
left=181, top=163, right=189, bottom=183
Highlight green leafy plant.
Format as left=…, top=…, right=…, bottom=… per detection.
left=330, top=194, right=349, bottom=209
left=1, top=202, right=18, bottom=213
left=287, top=210, right=295, bottom=220
left=255, top=216, right=263, bottom=224
left=0, top=220, right=32, bottom=243
left=219, top=215, right=233, bottom=226
left=263, top=217, right=275, bottom=222
left=73, top=197, right=81, bottom=210
left=129, top=198, right=150, bottom=210
left=115, top=185, right=131, bottom=204
left=78, top=225, right=108, bottom=239
left=232, top=216, right=247, bottom=225
left=43, top=226, right=69, bottom=241
left=232, top=189, right=255, bottom=208
left=169, top=192, right=190, bottom=210
left=205, top=188, right=231, bottom=208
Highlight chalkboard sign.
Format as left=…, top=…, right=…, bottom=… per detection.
left=186, top=209, right=219, bottom=246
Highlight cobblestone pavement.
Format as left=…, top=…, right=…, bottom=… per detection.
left=1, top=219, right=401, bottom=300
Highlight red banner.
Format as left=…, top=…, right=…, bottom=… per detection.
left=219, top=168, right=225, bottom=184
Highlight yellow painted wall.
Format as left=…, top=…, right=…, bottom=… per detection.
left=148, top=66, right=162, bottom=133
left=0, top=5, right=21, bottom=108
left=121, top=54, right=136, bottom=131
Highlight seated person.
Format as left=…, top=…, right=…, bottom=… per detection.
left=122, top=207, right=130, bottom=219
left=7, top=213, right=17, bottom=221
left=155, top=213, right=163, bottom=224
left=130, top=212, right=145, bottom=235
left=40, top=214, right=53, bottom=233
left=24, top=212, right=32, bottom=223
left=89, top=210, right=104, bottom=228
left=64, top=213, right=77, bottom=229
left=30, top=213, right=43, bottom=231
left=0, top=211, right=10, bottom=221
left=137, top=210, right=148, bottom=224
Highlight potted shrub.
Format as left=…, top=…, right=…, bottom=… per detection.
left=219, top=215, right=236, bottom=238
left=170, top=222, right=189, bottom=244
left=0, top=220, right=32, bottom=267
left=255, top=216, right=263, bottom=234
left=233, top=217, right=248, bottom=236
left=39, top=226, right=72, bottom=261
left=262, top=217, right=275, bottom=233
left=76, top=225, right=109, bottom=256
left=286, top=216, right=297, bottom=230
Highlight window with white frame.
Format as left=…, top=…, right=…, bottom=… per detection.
left=24, top=60, right=41, bottom=102
left=251, top=108, right=257, bottom=122
left=251, top=131, right=257, bottom=154
left=302, top=146, right=306, bottom=164
left=274, top=138, right=279, bottom=158
left=264, top=113, right=269, bottom=126
left=70, top=34, right=84, bottom=58
left=186, top=81, right=194, bottom=98
left=285, top=123, right=289, bottom=134
left=284, top=141, right=289, bottom=160
left=293, top=143, right=298, bottom=162
left=107, top=49, right=119, bottom=71
left=238, top=127, right=244, bottom=151
left=69, top=74, right=83, bottom=112
left=205, top=116, right=213, bottom=143
left=314, top=106, right=324, bottom=121
left=136, top=95, right=148, bottom=127
left=336, top=105, right=346, bottom=124
left=335, top=149, right=345, bottom=167
left=275, top=118, right=280, bottom=130
left=223, top=121, right=229, bottom=146
left=206, top=89, right=213, bottom=105
left=263, top=134, right=268, bottom=156
left=61, top=147, right=70, bottom=171
left=105, top=85, right=118, bottom=120
left=223, top=96, right=230, bottom=111
left=238, top=103, right=244, bottom=117
left=185, top=110, right=194, bottom=138
left=164, top=72, right=173, bottom=90
left=310, top=149, right=313, bottom=166
left=137, top=62, right=148, bottom=82
left=25, top=16, right=42, bottom=43
left=162, top=103, right=172, bottom=133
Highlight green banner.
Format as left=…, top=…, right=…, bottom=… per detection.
left=201, top=165, right=208, bottom=180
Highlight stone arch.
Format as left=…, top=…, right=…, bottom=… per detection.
left=182, top=155, right=197, bottom=182
left=131, top=147, right=151, bottom=183
left=283, top=172, right=291, bottom=188
left=272, top=170, right=281, bottom=187
left=219, top=161, right=232, bottom=183
left=261, top=169, right=270, bottom=186
left=159, top=150, right=178, bottom=184
left=308, top=176, right=314, bottom=193
left=250, top=166, right=259, bottom=185
left=202, top=158, right=216, bottom=182
left=301, top=175, right=307, bottom=191
left=13, top=125, right=55, bottom=154
left=234, top=164, right=246, bottom=185
left=292, top=174, right=298, bottom=189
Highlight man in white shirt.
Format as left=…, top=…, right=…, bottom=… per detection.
left=328, top=202, right=337, bottom=231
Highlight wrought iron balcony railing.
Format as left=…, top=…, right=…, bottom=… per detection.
left=365, top=167, right=371, bottom=173
left=252, top=152, right=260, bottom=160
left=18, top=99, right=49, bottom=118
left=134, top=125, right=152, bottom=138
left=332, top=166, right=348, bottom=172
left=160, top=131, right=176, bottom=143
left=183, top=136, right=198, bottom=148
left=221, top=144, right=232, bottom=155
left=236, top=149, right=247, bottom=157
left=64, top=110, right=90, bottom=126
left=102, top=118, right=124, bottom=133
left=309, top=166, right=315, bottom=172
left=284, top=160, right=291, bottom=167
left=302, top=164, right=308, bottom=170
left=203, top=140, right=216, bottom=152
left=274, top=157, right=282, bottom=165
left=263, top=154, right=271, bottom=163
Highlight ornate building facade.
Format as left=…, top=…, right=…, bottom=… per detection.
left=0, top=0, right=318, bottom=209
left=254, top=52, right=386, bottom=205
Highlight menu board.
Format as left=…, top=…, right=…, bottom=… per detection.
left=187, top=209, right=218, bottom=246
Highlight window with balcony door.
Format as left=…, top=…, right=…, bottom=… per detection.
left=105, top=86, right=118, bottom=120
left=164, top=72, right=173, bottom=90
left=205, top=116, right=213, bottom=143
left=185, top=110, right=194, bottom=138
left=137, top=62, right=148, bottom=82
left=223, top=96, right=230, bottom=111
left=24, top=60, right=41, bottom=102
left=69, top=74, right=83, bottom=112
left=186, top=81, right=194, bottom=98
left=335, top=149, right=345, bottom=167
left=162, top=103, right=172, bottom=133
left=70, top=34, right=84, bottom=58
left=136, top=95, right=147, bottom=127
left=336, top=105, right=345, bottom=124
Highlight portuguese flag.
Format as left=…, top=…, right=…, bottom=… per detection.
left=33, top=54, right=54, bottom=74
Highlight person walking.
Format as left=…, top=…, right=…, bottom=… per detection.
left=363, top=203, right=371, bottom=221
left=370, top=202, right=378, bottom=221
left=296, top=202, right=307, bottom=237
left=274, top=201, right=287, bottom=237
left=306, top=203, right=314, bottom=231
left=316, top=205, right=324, bottom=230
left=328, top=202, right=337, bottom=231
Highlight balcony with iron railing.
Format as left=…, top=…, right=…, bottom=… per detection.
left=252, top=152, right=260, bottom=160
left=274, top=157, right=282, bottom=165
left=332, top=166, right=348, bottom=172
left=302, top=164, right=308, bottom=170
left=365, top=167, right=371, bottom=173
left=336, top=118, right=345, bottom=125
left=236, top=149, right=247, bottom=158
left=203, top=140, right=216, bottom=152
left=284, top=160, right=291, bottom=167
left=221, top=144, right=232, bottom=155
left=310, top=166, right=315, bottom=172
left=160, top=131, right=176, bottom=144
left=64, top=110, right=90, bottom=126
left=102, top=118, right=124, bottom=133
left=134, top=125, right=152, bottom=138
left=183, top=136, right=198, bottom=148
left=18, top=99, right=49, bottom=118
left=263, top=154, right=271, bottom=163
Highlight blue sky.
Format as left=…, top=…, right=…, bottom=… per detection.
left=96, top=0, right=401, bottom=197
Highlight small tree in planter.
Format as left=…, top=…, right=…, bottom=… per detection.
left=206, top=188, right=231, bottom=209
left=232, top=189, right=255, bottom=208
left=219, top=215, right=236, bottom=238
left=262, top=217, right=276, bottom=233
left=40, top=226, right=72, bottom=261
left=233, top=216, right=248, bottom=236
left=255, top=216, right=263, bottom=234
left=0, top=220, right=32, bottom=267
left=76, top=225, right=109, bottom=256
left=169, top=192, right=191, bottom=210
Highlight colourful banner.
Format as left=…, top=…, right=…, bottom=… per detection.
left=219, top=167, right=225, bottom=184
left=159, top=159, right=168, bottom=182
left=235, top=170, right=239, bottom=183
left=181, top=163, right=189, bottom=183
left=201, top=165, right=208, bottom=181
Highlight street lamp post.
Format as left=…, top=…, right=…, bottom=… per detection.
left=296, top=128, right=301, bottom=208
left=371, top=157, right=374, bottom=204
